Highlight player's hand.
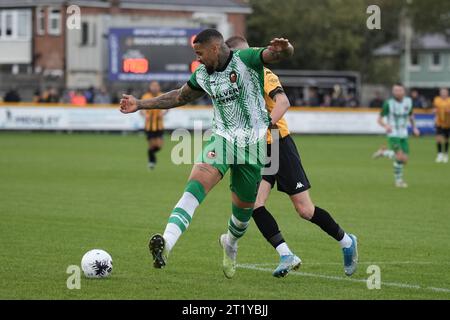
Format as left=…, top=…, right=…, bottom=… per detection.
left=268, top=38, right=292, bottom=52
left=413, top=127, right=420, bottom=137
left=384, top=124, right=393, bottom=134
left=120, top=94, right=138, bottom=114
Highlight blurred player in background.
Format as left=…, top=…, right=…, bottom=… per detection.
left=141, top=81, right=166, bottom=169
left=226, top=36, right=358, bottom=278
left=373, top=83, right=420, bottom=187
left=433, top=88, right=450, bottom=163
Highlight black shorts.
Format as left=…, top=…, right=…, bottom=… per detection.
left=436, top=126, right=450, bottom=139
left=262, top=135, right=311, bottom=195
left=146, top=130, right=164, bottom=139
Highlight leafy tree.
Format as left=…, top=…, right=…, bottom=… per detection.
left=246, top=0, right=449, bottom=82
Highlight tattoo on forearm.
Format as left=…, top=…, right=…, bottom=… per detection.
left=137, top=85, right=203, bottom=110
left=137, top=89, right=181, bottom=110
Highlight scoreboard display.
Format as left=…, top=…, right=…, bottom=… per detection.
left=108, top=27, right=202, bottom=82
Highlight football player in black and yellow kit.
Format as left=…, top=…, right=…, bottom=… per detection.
left=226, top=36, right=358, bottom=278
left=141, top=81, right=166, bottom=169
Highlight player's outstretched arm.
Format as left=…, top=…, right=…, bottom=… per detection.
left=120, top=84, right=204, bottom=114
left=262, top=38, right=294, bottom=64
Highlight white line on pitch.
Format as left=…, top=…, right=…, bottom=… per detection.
left=238, top=264, right=450, bottom=294
left=243, top=261, right=450, bottom=266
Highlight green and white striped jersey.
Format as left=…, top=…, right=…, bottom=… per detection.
left=188, top=48, right=270, bottom=146
left=381, top=97, right=413, bottom=138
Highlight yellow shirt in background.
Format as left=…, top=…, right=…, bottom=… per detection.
left=434, top=96, right=450, bottom=129
left=141, top=92, right=164, bottom=131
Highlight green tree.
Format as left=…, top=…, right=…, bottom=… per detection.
left=246, top=0, right=450, bottom=83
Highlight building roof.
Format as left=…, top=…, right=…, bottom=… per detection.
left=374, top=33, right=450, bottom=56
left=0, top=0, right=252, bottom=14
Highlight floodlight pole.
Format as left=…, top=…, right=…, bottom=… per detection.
left=402, top=0, right=414, bottom=90
left=404, top=17, right=412, bottom=90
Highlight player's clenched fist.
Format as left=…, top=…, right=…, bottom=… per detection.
left=120, top=94, right=138, bottom=113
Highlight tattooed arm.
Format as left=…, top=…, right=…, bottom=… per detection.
left=262, top=38, right=294, bottom=64
left=119, top=84, right=204, bottom=114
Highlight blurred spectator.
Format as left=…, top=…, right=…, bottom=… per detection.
left=369, top=91, right=384, bottom=108
left=3, top=88, right=21, bottom=102
left=48, top=87, right=60, bottom=103
left=94, top=86, right=112, bottom=104
left=61, top=90, right=73, bottom=103
left=345, top=92, right=359, bottom=108
left=84, top=86, right=95, bottom=104
left=32, top=90, right=41, bottom=103
left=331, top=85, right=346, bottom=107
left=307, top=87, right=320, bottom=106
left=71, top=90, right=87, bottom=106
left=411, top=89, right=425, bottom=109
left=321, top=94, right=332, bottom=107
left=38, top=87, right=60, bottom=103
left=111, top=93, right=120, bottom=104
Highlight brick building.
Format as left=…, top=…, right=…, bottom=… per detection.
left=0, top=0, right=251, bottom=99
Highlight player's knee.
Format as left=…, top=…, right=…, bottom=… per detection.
left=396, top=152, right=408, bottom=164
left=294, top=202, right=315, bottom=220
left=254, top=200, right=265, bottom=210
left=189, top=163, right=221, bottom=193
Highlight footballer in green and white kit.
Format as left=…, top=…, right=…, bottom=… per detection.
left=119, top=29, right=295, bottom=278
left=188, top=46, right=269, bottom=203
left=373, top=84, right=420, bottom=188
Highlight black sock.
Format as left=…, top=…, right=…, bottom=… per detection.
left=148, top=149, right=156, bottom=163
left=253, top=206, right=285, bottom=249
left=445, top=142, right=449, bottom=153
left=437, top=143, right=443, bottom=153
left=309, top=206, right=345, bottom=241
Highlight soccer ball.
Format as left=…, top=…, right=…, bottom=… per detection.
left=81, top=249, right=113, bottom=278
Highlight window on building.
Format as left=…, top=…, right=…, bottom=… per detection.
left=36, top=7, right=45, bottom=35
left=81, top=22, right=88, bottom=45
left=5, top=11, right=13, bottom=37
left=47, top=7, right=61, bottom=35
left=411, top=52, right=419, bottom=66
left=80, top=22, right=96, bottom=46
left=432, top=52, right=441, bottom=66
left=17, top=11, right=31, bottom=38
left=409, top=52, right=420, bottom=71
left=0, top=10, right=31, bottom=40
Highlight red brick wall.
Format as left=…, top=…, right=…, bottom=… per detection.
left=227, top=14, right=247, bottom=37
left=33, top=5, right=65, bottom=71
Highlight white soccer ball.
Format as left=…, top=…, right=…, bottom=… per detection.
left=81, top=249, right=113, bottom=278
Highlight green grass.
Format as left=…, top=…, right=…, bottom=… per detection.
left=0, top=132, right=449, bottom=300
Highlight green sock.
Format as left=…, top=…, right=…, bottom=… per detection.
left=393, top=161, right=403, bottom=181
left=227, top=204, right=252, bottom=247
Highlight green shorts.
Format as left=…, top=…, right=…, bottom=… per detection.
left=196, top=134, right=266, bottom=203
left=388, top=137, right=409, bottom=154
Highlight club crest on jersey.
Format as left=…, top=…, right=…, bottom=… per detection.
left=207, top=151, right=216, bottom=159
left=229, top=71, right=237, bottom=83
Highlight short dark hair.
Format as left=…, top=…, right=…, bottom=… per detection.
left=225, top=36, right=248, bottom=48
left=193, top=29, right=224, bottom=44
left=393, top=83, right=404, bottom=88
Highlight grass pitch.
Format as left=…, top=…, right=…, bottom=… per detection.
left=0, top=132, right=449, bottom=299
